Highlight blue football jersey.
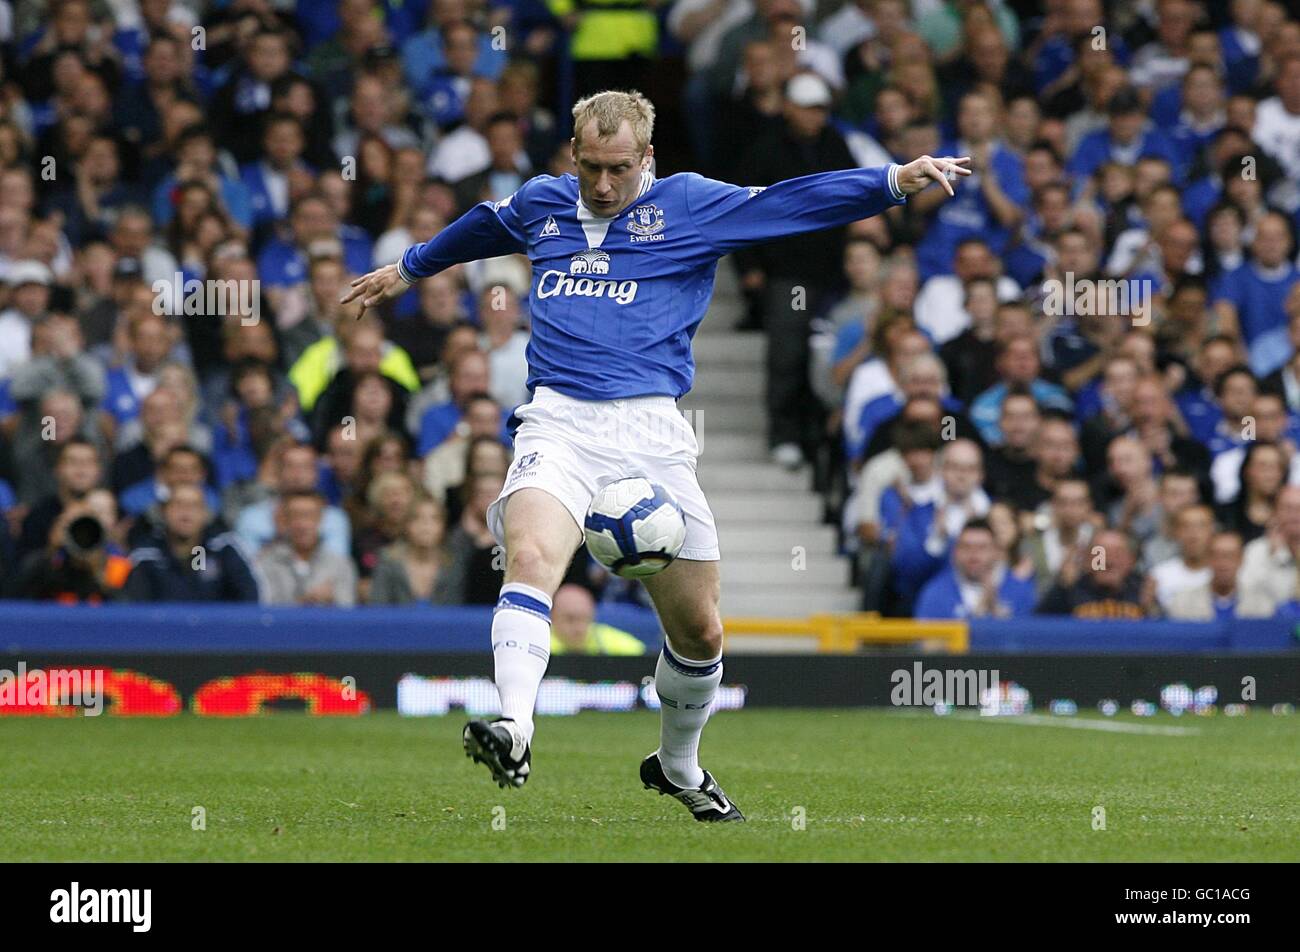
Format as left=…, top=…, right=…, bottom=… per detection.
left=399, top=165, right=906, bottom=401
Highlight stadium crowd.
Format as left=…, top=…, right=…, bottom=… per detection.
left=0, top=0, right=1299, bottom=624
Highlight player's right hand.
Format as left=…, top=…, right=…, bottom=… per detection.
left=341, top=263, right=412, bottom=319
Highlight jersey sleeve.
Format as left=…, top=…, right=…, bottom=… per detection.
left=684, top=165, right=906, bottom=258
left=398, top=177, right=538, bottom=282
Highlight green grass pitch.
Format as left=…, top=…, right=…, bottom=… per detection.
left=2, top=709, right=1297, bottom=861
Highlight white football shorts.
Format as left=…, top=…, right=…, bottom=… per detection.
left=487, top=386, right=720, bottom=561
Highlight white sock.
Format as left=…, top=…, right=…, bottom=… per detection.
left=491, top=582, right=552, bottom=745
left=654, top=639, right=722, bottom=789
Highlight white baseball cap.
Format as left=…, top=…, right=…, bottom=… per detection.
left=786, top=72, right=832, bottom=109
left=5, top=260, right=53, bottom=288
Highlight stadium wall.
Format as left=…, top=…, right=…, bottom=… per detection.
left=1, top=652, right=1297, bottom=713
left=0, top=604, right=1296, bottom=713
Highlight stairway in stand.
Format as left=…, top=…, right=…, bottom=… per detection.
left=676, top=262, right=860, bottom=619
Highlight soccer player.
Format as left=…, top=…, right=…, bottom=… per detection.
left=343, top=90, right=969, bottom=822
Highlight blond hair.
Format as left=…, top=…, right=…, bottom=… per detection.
left=571, top=90, right=655, bottom=155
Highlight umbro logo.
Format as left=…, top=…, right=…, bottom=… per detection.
left=538, top=215, right=560, bottom=238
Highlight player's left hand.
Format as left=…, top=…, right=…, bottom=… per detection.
left=895, top=155, right=972, bottom=197
left=341, top=263, right=412, bottom=319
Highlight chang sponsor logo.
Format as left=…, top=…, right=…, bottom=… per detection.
left=536, top=270, right=638, bottom=305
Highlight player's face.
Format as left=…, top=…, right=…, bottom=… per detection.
left=571, top=120, right=652, bottom=217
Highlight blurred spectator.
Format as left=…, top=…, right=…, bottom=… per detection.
left=884, top=437, right=988, bottom=616
left=733, top=70, right=857, bottom=468
left=843, top=323, right=931, bottom=464
left=110, top=383, right=207, bottom=490
left=970, top=337, right=1073, bottom=444
left=477, top=283, right=530, bottom=408
left=120, top=442, right=222, bottom=545
left=15, top=437, right=102, bottom=563
left=199, top=314, right=286, bottom=419
left=416, top=347, right=499, bottom=455
left=12, top=388, right=102, bottom=506
left=1101, top=435, right=1161, bottom=545
left=282, top=254, right=346, bottom=367
left=210, top=28, right=301, bottom=165
left=256, top=490, right=358, bottom=606
left=549, top=582, right=647, bottom=654
left=3, top=488, right=129, bottom=603
left=1212, top=210, right=1298, bottom=377
left=914, top=91, right=1028, bottom=282
left=1211, top=387, right=1294, bottom=509
left=983, top=389, right=1040, bottom=506
left=1166, top=530, right=1277, bottom=620
left=11, top=311, right=104, bottom=416
left=452, top=111, right=530, bottom=215
left=853, top=353, right=958, bottom=461
left=1218, top=440, right=1287, bottom=544
left=368, top=491, right=465, bottom=605
left=211, top=358, right=310, bottom=492
left=1240, top=483, right=1300, bottom=607
left=0, top=259, right=52, bottom=378
left=292, top=314, right=418, bottom=441
left=388, top=268, right=469, bottom=383
left=234, top=441, right=350, bottom=557
left=123, top=482, right=260, bottom=602
left=1149, top=503, right=1215, bottom=614
left=322, top=421, right=366, bottom=508
left=915, top=518, right=1037, bottom=619
left=101, top=311, right=170, bottom=430
left=427, top=77, right=521, bottom=184
left=448, top=470, right=505, bottom=604
left=352, top=468, right=418, bottom=586
left=1013, top=412, right=1082, bottom=513
left=937, top=277, right=1000, bottom=405
left=1142, top=468, right=1202, bottom=567
left=1037, top=527, right=1148, bottom=618
left=424, top=398, right=508, bottom=504
left=1022, top=477, right=1097, bottom=598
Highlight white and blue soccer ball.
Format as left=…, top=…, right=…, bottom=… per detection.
left=583, top=477, right=686, bottom=578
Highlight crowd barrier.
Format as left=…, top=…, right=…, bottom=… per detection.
left=0, top=604, right=1297, bottom=654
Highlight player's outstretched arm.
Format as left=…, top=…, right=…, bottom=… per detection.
left=688, top=158, right=972, bottom=259
left=893, top=155, right=972, bottom=197
left=342, top=181, right=538, bottom=317
left=341, top=264, right=411, bottom=320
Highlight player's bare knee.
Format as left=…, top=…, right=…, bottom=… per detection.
left=668, top=613, right=723, bottom=660
left=504, top=542, right=553, bottom=590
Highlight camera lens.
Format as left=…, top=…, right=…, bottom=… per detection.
left=65, top=515, right=105, bottom=553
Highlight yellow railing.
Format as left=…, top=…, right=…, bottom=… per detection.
left=723, top=613, right=968, bottom=653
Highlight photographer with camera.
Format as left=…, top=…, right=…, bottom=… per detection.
left=2, top=489, right=131, bottom=603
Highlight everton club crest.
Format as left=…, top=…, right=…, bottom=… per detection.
left=626, top=203, right=666, bottom=242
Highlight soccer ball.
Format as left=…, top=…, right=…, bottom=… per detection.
left=583, top=477, right=687, bottom=579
